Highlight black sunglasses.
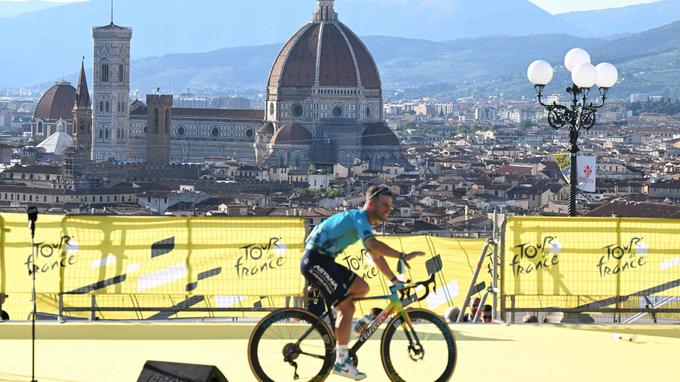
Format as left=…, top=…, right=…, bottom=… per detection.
left=368, top=186, right=393, bottom=200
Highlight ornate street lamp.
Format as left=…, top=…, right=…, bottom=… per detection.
left=528, top=48, right=618, bottom=216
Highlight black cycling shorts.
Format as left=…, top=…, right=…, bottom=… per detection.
left=300, top=249, right=357, bottom=308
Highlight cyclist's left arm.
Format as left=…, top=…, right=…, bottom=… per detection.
left=364, top=237, right=425, bottom=284
left=364, top=237, right=426, bottom=262
left=364, top=237, right=399, bottom=282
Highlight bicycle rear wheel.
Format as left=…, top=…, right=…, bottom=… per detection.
left=380, top=308, right=457, bottom=382
left=248, top=308, right=335, bottom=382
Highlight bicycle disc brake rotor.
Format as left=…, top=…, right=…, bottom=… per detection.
left=283, top=342, right=301, bottom=362
left=408, top=343, right=425, bottom=361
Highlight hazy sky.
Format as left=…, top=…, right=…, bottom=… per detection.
left=529, top=0, right=660, bottom=14
left=0, top=0, right=664, bottom=15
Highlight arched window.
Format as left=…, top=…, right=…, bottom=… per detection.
left=154, top=109, right=159, bottom=133
left=99, top=101, right=104, bottom=112
left=105, top=101, right=109, bottom=112
left=101, top=64, right=109, bottom=82
left=118, top=64, right=125, bottom=83
left=37, top=121, right=43, bottom=134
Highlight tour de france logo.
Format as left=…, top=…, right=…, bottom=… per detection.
left=341, top=249, right=379, bottom=280
left=25, top=235, right=79, bottom=275
left=235, top=237, right=287, bottom=278
left=597, top=237, right=647, bottom=277
left=510, top=236, right=561, bottom=276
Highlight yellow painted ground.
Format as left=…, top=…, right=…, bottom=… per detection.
left=0, top=322, right=677, bottom=381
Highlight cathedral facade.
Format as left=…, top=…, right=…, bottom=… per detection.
left=41, top=0, right=403, bottom=169
left=127, top=97, right=261, bottom=164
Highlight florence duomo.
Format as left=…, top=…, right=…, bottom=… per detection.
left=30, top=0, right=406, bottom=172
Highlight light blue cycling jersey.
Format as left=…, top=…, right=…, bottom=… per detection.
left=304, top=209, right=375, bottom=257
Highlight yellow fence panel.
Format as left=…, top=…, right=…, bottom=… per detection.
left=0, top=214, right=306, bottom=297
left=503, top=216, right=680, bottom=299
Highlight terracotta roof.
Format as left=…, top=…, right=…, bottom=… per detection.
left=6, top=165, right=62, bottom=174
left=172, top=108, right=263, bottom=120
left=271, top=124, right=311, bottom=145
left=337, top=23, right=381, bottom=89
left=129, top=100, right=147, bottom=115
left=496, top=166, right=533, bottom=176
left=257, top=122, right=275, bottom=135
left=319, top=23, right=357, bottom=87
left=268, top=20, right=381, bottom=90
left=34, top=81, right=76, bottom=121
left=269, top=23, right=320, bottom=88
left=362, top=123, right=399, bottom=146
left=648, top=179, right=680, bottom=189
left=585, top=201, right=680, bottom=218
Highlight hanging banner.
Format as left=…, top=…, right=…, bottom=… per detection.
left=577, top=155, right=597, bottom=193
left=552, top=152, right=570, bottom=183
left=552, top=153, right=597, bottom=192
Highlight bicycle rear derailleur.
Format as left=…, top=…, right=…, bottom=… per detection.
left=283, top=343, right=301, bottom=380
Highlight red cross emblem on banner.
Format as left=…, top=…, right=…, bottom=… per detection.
left=583, top=165, right=592, bottom=178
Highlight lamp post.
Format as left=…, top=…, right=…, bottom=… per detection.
left=527, top=48, right=618, bottom=216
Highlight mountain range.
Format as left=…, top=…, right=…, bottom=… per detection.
left=44, top=18, right=680, bottom=101
left=0, top=0, right=63, bottom=18
left=3, top=0, right=680, bottom=99
left=557, top=0, right=680, bottom=37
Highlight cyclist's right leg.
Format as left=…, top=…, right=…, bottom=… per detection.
left=300, top=250, right=367, bottom=380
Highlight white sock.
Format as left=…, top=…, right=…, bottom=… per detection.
left=336, top=345, right=349, bottom=364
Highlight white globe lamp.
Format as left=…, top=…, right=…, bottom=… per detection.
left=527, top=60, right=554, bottom=86
left=595, top=63, right=618, bottom=89
left=564, top=48, right=591, bottom=73
left=572, top=63, right=597, bottom=89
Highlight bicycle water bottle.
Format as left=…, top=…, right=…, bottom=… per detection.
left=353, top=315, right=372, bottom=335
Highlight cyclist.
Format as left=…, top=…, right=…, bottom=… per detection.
left=300, top=184, right=424, bottom=380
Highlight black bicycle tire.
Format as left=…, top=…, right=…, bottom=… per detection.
left=380, top=308, right=457, bottom=382
left=248, top=308, right=335, bottom=382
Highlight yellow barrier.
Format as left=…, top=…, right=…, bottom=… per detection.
left=503, top=216, right=680, bottom=299
left=0, top=214, right=306, bottom=296
left=338, top=236, right=489, bottom=315
left=0, top=213, right=491, bottom=319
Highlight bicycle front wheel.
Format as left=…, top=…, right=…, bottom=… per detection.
left=381, top=308, right=457, bottom=382
left=248, top=308, right=335, bottom=382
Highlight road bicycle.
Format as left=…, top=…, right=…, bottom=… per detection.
left=247, top=256, right=457, bottom=381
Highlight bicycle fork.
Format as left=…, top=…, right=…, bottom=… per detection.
left=399, top=312, right=425, bottom=361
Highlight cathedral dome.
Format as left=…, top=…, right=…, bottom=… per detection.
left=271, top=123, right=312, bottom=145
left=362, top=123, right=399, bottom=146
left=267, top=0, right=381, bottom=90
left=34, top=81, right=76, bottom=121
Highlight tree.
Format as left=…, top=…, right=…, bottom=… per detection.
left=457, top=125, right=471, bottom=135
